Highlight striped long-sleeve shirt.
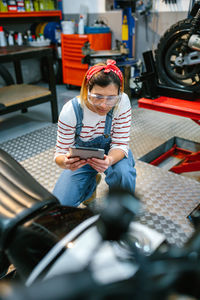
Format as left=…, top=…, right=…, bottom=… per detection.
left=55, top=92, right=132, bottom=158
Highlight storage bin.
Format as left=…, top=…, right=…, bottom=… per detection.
left=61, top=33, right=112, bottom=87
left=85, top=26, right=110, bottom=34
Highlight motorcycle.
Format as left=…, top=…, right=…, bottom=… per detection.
left=1, top=147, right=200, bottom=300
left=155, top=0, right=200, bottom=92
left=0, top=148, right=94, bottom=281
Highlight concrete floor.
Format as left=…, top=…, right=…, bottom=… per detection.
left=0, top=84, right=79, bottom=143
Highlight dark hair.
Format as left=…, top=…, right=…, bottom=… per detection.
left=87, top=69, right=121, bottom=93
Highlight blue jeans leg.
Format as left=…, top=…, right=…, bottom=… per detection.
left=53, top=164, right=98, bottom=207
left=105, top=150, right=136, bottom=195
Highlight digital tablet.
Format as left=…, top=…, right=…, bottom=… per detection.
left=69, top=146, right=105, bottom=160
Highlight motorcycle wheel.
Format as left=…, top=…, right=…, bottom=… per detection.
left=155, top=18, right=200, bottom=91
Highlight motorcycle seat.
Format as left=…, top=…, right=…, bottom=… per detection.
left=0, top=148, right=59, bottom=250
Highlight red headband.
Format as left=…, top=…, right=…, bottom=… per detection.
left=86, top=59, right=123, bottom=83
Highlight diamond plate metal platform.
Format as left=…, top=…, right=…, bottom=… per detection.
left=1, top=106, right=200, bottom=246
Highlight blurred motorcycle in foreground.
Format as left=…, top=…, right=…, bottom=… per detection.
left=1, top=148, right=200, bottom=300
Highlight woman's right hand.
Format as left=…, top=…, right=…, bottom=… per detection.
left=55, top=153, right=87, bottom=171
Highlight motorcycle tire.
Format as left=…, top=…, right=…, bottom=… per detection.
left=155, top=18, right=200, bottom=91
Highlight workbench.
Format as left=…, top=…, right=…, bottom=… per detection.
left=0, top=45, right=58, bottom=123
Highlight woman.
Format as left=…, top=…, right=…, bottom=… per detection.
left=53, top=59, right=136, bottom=207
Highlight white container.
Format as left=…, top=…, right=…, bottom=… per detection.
left=0, top=26, right=7, bottom=47
left=8, top=32, right=14, bottom=46
left=29, top=39, right=51, bottom=47
left=17, top=32, right=23, bottom=46
left=78, top=15, right=84, bottom=35
left=61, top=21, right=75, bottom=34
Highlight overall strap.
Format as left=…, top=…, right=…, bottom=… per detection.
left=104, top=108, right=114, bottom=138
left=72, top=97, right=83, bottom=136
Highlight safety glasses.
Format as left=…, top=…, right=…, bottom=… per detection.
left=87, top=91, right=121, bottom=107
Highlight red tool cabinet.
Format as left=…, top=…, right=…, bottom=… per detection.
left=61, top=33, right=112, bottom=87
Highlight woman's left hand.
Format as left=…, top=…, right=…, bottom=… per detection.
left=87, top=155, right=113, bottom=173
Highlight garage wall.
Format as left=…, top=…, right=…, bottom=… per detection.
left=62, top=0, right=106, bottom=14
left=62, top=0, right=191, bottom=59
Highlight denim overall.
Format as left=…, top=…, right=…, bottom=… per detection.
left=53, top=97, right=136, bottom=207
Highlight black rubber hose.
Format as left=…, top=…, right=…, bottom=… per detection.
left=0, top=65, right=14, bottom=86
